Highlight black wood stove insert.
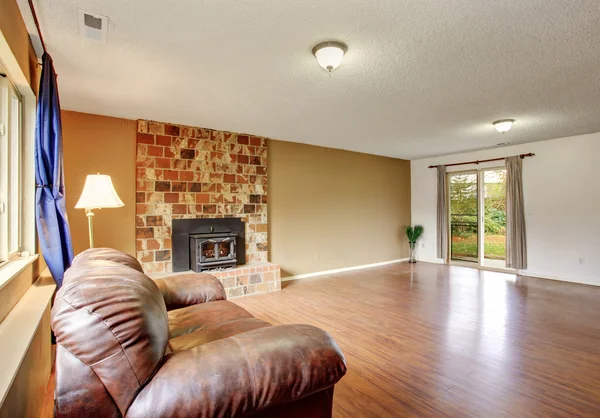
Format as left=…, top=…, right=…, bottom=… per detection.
left=190, top=232, right=237, bottom=271
left=172, top=218, right=245, bottom=272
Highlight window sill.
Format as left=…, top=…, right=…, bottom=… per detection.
left=0, top=268, right=55, bottom=408
left=0, top=255, right=39, bottom=292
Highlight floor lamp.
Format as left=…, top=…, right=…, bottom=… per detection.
left=75, top=174, right=124, bottom=248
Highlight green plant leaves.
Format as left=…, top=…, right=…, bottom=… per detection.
left=405, top=225, right=424, bottom=243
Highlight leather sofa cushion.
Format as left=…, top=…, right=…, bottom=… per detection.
left=154, top=273, right=226, bottom=310
left=127, top=325, right=347, bottom=418
left=70, top=247, right=144, bottom=273
left=167, top=300, right=271, bottom=350
left=53, top=259, right=168, bottom=415
left=169, top=317, right=271, bottom=352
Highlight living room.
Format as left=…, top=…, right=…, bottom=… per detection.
left=1, top=0, right=599, bottom=417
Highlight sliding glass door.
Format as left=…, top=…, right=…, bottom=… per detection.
left=448, top=168, right=507, bottom=268
left=449, top=172, right=479, bottom=263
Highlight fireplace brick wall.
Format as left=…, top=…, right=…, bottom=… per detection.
left=135, top=120, right=268, bottom=273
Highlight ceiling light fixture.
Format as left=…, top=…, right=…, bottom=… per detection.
left=493, top=119, right=515, bottom=133
left=312, top=41, right=348, bottom=72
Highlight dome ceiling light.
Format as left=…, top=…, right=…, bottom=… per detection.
left=312, top=41, right=348, bottom=73
left=493, top=119, right=515, bottom=133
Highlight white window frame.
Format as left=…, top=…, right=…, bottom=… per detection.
left=0, top=75, right=22, bottom=265
left=0, top=39, right=37, bottom=276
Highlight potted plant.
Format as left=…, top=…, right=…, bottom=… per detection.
left=405, top=225, right=424, bottom=263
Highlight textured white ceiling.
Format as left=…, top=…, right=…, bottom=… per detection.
left=20, top=0, right=600, bottom=159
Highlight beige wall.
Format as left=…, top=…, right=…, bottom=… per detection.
left=62, top=111, right=136, bottom=256
left=268, top=140, right=411, bottom=277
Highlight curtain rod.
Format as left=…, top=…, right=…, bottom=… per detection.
left=27, top=0, right=47, bottom=55
left=427, top=153, right=535, bottom=169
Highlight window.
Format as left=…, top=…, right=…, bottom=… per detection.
left=0, top=74, right=22, bottom=264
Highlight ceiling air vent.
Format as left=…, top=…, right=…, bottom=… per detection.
left=78, top=9, right=108, bottom=43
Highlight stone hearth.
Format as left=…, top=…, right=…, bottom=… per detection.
left=150, top=263, right=281, bottom=299
left=211, top=263, right=281, bottom=298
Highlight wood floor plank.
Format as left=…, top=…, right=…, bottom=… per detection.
left=234, top=262, right=600, bottom=417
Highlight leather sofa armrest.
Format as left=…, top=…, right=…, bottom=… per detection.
left=154, top=273, right=226, bottom=310
left=126, top=325, right=347, bottom=418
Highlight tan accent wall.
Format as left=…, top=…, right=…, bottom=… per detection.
left=268, top=140, right=411, bottom=277
left=62, top=111, right=136, bottom=256
left=0, top=0, right=39, bottom=92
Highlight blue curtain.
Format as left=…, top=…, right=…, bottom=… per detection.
left=35, top=53, right=74, bottom=287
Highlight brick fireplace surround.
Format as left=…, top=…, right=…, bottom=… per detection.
left=135, top=120, right=280, bottom=297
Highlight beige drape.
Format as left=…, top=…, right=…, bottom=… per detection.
left=436, top=165, right=448, bottom=260
left=505, top=156, right=527, bottom=269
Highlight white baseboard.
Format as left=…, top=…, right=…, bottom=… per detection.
left=427, top=260, right=599, bottom=286
left=416, top=257, right=445, bottom=264
left=282, top=258, right=409, bottom=282
left=281, top=259, right=599, bottom=287
left=519, top=271, right=599, bottom=287
left=422, top=261, right=600, bottom=287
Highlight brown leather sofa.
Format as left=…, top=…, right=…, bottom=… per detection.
left=51, top=248, right=347, bottom=417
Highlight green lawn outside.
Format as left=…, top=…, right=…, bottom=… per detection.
left=451, top=234, right=506, bottom=260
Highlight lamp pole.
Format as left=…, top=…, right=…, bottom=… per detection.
left=86, top=209, right=95, bottom=248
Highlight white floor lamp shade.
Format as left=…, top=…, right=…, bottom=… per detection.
left=75, top=174, right=124, bottom=248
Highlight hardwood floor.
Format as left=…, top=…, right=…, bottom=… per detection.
left=41, top=262, right=600, bottom=417
left=234, top=262, right=600, bottom=417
